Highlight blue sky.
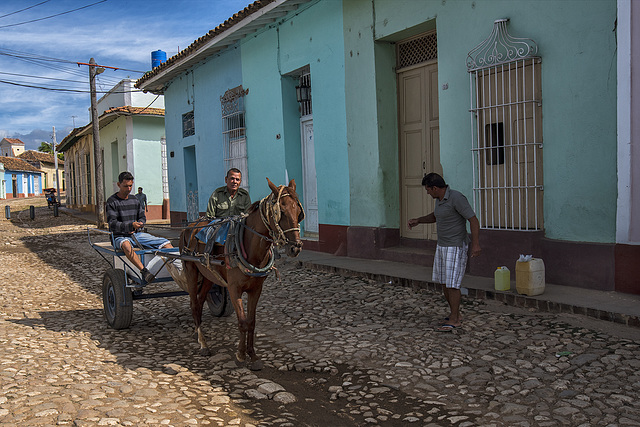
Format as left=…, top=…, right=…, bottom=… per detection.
left=0, top=0, right=253, bottom=150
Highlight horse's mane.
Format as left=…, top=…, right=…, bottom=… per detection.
left=247, top=200, right=260, bottom=214
left=246, top=184, right=299, bottom=215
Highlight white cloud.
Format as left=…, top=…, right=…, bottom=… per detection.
left=0, top=0, right=253, bottom=137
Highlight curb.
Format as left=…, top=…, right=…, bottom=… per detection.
left=299, top=260, right=640, bottom=329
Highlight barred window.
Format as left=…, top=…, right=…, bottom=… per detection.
left=468, top=19, right=543, bottom=231
left=182, top=111, right=195, bottom=138
left=221, top=86, right=249, bottom=190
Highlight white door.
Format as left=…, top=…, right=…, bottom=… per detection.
left=300, top=116, right=318, bottom=234
left=22, top=176, right=28, bottom=196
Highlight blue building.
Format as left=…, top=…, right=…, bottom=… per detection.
left=0, top=157, right=42, bottom=199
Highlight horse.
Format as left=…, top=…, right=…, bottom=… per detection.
left=177, top=177, right=304, bottom=370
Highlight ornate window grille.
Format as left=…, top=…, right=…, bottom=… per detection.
left=397, top=31, right=437, bottom=69
left=182, top=111, right=195, bottom=137
left=221, top=85, right=249, bottom=190
left=161, top=137, right=169, bottom=199
left=467, top=19, right=543, bottom=230
left=186, top=190, right=199, bottom=222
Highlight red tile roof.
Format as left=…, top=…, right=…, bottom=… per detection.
left=2, top=138, right=24, bottom=145
left=103, top=106, right=165, bottom=116
left=57, top=106, right=165, bottom=152
left=19, top=150, right=56, bottom=164
left=0, top=156, right=42, bottom=173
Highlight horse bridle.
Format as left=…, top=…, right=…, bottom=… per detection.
left=258, top=185, right=305, bottom=246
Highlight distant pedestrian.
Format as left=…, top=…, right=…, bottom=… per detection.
left=135, top=187, right=148, bottom=212
left=408, top=173, right=481, bottom=332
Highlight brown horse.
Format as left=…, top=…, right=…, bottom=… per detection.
left=177, top=178, right=303, bottom=370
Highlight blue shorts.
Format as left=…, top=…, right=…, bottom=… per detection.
left=114, top=232, right=170, bottom=251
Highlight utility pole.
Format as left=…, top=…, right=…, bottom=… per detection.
left=89, top=57, right=106, bottom=228
left=51, top=126, right=60, bottom=199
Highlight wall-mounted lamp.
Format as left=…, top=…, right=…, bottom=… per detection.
left=295, top=83, right=311, bottom=103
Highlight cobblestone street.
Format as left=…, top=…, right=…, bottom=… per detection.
left=1, top=198, right=640, bottom=426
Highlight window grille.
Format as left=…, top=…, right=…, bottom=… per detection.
left=161, top=137, right=169, bottom=199
left=467, top=19, right=543, bottom=231
left=397, top=31, right=437, bottom=69
left=182, top=111, right=195, bottom=137
left=186, top=190, right=199, bottom=222
left=69, top=162, right=76, bottom=205
left=298, top=73, right=312, bottom=117
left=77, top=153, right=85, bottom=204
left=85, top=153, right=92, bottom=204
left=221, top=85, right=249, bottom=189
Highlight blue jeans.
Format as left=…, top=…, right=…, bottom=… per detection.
left=114, top=232, right=170, bottom=251
left=195, top=220, right=230, bottom=245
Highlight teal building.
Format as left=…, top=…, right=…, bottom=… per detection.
left=138, top=0, right=639, bottom=294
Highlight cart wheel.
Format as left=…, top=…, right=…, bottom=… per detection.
left=102, top=269, right=133, bottom=329
left=206, top=284, right=234, bottom=317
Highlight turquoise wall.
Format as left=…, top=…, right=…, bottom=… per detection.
left=344, top=0, right=617, bottom=243
left=100, top=115, right=165, bottom=204
left=100, top=116, right=127, bottom=195
left=241, top=0, right=349, bottom=224
left=132, top=116, right=166, bottom=205
left=163, top=47, right=242, bottom=212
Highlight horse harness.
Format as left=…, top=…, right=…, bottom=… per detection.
left=184, top=186, right=304, bottom=281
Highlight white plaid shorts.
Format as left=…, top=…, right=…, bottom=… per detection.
left=432, top=242, right=469, bottom=289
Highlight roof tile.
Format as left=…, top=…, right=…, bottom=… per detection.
left=0, top=156, right=42, bottom=173
left=2, top=138, right=25, bottom=145
left=19, top=150, right=56, bottom=164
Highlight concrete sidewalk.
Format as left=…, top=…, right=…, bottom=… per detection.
left=63, top=206, right=640, bottom=328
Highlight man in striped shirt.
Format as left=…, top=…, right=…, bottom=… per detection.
left=106, top=171, right=174, bottom=283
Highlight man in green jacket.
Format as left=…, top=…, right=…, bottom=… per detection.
left=206, top=168, right=251, bottom=218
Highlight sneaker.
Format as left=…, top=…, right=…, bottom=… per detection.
left=141, top=267, right=155, bottom=284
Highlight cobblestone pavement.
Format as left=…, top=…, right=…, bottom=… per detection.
left=1, top=198, right=640, bottom=426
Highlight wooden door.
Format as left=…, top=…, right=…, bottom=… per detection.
left=399, top=62, right=441, bottom=239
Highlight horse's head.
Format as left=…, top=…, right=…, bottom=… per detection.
left=266, top=177, right=304, bottom=257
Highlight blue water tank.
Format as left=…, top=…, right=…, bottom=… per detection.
left=151, top=50, right=167, bottom=69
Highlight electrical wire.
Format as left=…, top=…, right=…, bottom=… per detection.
left=0, top=0, right=107, bottom=29
left=0, top=70, right=86, bottom=84
left=0, top=79, right=146, bottom=94
left=0, top=48, right=146, bottom=87
left=0, top=0, right=51, bottom=20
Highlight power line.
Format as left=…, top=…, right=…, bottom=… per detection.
left=0, top=0, right=108, bottom=29
left=0, top=78, right=146, bottom=94
left=0, top=49, right=147, bottom=74
left=0, top=70, right=86, bottom=84
left=0, top=0, right=51, bottom=20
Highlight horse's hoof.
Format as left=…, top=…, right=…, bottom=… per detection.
left=199, top=348, right=211, bottom=357
left=248, top=359, right=263, bottom=371
left=234, top=352, right=246, bottom=367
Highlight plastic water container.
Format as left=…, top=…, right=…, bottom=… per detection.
left=145, top=255, right=171, bottom=279
left=516, top=258, right=545, bottom=296
left=494, top=266, right=510, bottom=291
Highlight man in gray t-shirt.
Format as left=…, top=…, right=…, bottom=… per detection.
left=408, top=173, right=481, bottom=332
left=135, top=187, right=148, bottom=212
